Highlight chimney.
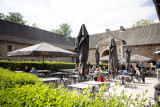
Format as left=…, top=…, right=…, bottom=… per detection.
left=120, top=26, right=125, bottom=31
left=106, top=29, right=110, bottom=34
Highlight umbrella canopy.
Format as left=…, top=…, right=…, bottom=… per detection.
left=95, top=45, right=99, bottom=67
left=7, top=43, right=77, bottom=57
left=109, top=38, right=119, bottom=70
left=100, top=55, right=121, bottom=61
left=130, top=54, right=151, bottom=62
left=125, top=46, right=131, bottom=70
left=154, top=51, right=160, bottom=54
left=77, top=24, right=89, bottom=76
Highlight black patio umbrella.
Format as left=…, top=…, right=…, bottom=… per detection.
left=95, top=45, right=99, bottom=68
left=7, top=43, right=77, bottom=68
left=77, top=24, right=89, bottom=76
left=125, top=46, right=131, bottom=71
left=75, top=39, right=79, bottom=64
left=109, top=38, right=119, bottom=70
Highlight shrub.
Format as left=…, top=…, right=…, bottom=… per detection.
left=0, top=60, right=75, bottom=71
left=0, top=68, right=158, bottom=107
left=0, top=60, right=108, bottom=72
left=0, top=67, right=41, bottom=89
left=0, top=83, right=157, bottom=107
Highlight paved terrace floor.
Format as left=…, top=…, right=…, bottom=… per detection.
left=106, top=77, right=159, bottom=105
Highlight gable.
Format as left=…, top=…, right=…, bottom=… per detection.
left=97, top=32, right=123, bottom=44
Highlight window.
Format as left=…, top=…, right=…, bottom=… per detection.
left=7, top=45, right=12, bottom=52
left=119, top=48, right=121, bottom=53
left=106, top=36, right=110, bottom=41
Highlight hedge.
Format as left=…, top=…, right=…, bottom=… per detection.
left=0, top=60, right=108, bottom=72
left=0, top=67, right=41, bottom=89
left=0, top=60, right=75, bottom=71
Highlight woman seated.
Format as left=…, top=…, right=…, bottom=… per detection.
left=135, top=67, right=140, bottom=81
left=122, top=69, right=128, bottom=75
left=30, top=67, right=38, bottom=75
left=94, top=68, right=105, bottom=82
left=92, top=65, right=96, bottom=72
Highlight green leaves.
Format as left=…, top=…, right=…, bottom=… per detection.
left=51, top=23, right=72, bottom=37
left=132, top=19, right=154, bottom=28
left=0, top=68, right=41, bottom=89
left=0, top=67, right=159, bottom=107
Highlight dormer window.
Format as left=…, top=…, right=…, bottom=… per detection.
left=106, top=36, right=110, bottom=41
left=65, top=36, right=70, bottom=41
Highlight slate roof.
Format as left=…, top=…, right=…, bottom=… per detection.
left=89, top=22, right=160, bottom=47
left=89, top=32, right=105, bottom=48
left=1, top=19, right=160, bottom=50
left=111, top=23, right=160, bottom=46
left=0, top=19, right=75, bottom=50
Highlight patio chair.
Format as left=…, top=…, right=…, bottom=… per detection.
left=114, top=75, right=121, bottom=83
left=124, top=77, right=136, bottom=88
left=64, top=79, right=72, bottom=89
left=54, top=80, right=61, bottom=88
left=106, top=74, right=115, bottom=82
left=103, top=83, right=111, bottom=97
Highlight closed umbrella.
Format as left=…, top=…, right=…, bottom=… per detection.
left=95, top=45, right=99, bottom=68
left=125, top=46, right=131, bottom=71
left=77, top=24, right=89, bottom=76
left=75, top=40, right=79, bottom=64
left=109, top=38, right=119, bottom=70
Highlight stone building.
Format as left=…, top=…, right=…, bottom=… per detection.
left=0, top=19, right=75, bottom=62
left=0, top=19, right=160, bottom=63
left=89, top=23, right=160, bottom=63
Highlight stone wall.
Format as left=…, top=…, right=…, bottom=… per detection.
left=122, top=44, right=160, bottom=59
left=88, top=49, right=96, bottom=63
left=0, top=40, right=30, bottom=58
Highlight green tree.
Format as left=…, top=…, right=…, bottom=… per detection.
left=51, top=23, right=72, bottom=37
left=132, top=19, right=154, bottom=28
left=4, top=12, right=27, bottom=25
left=0, top=13, right=5, bottom=19
left=32, top=23, right=39, bottom=28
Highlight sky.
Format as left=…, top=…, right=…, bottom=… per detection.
left=0, top=0, right=159, bottom=37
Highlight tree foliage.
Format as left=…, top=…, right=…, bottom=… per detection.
left=132, top=19, right=154, bottom=28
left=0, top=13, right=5, bottom=19
left=0, top=12, right=40, bottom=28
left=51, top=23, right=72, bottom=37
left=32, top=23, right=39, bottom=28
left=3, top=12, right=27, bottom=25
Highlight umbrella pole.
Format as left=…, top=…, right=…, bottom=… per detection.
left=43, top=55, right=44, bottom=71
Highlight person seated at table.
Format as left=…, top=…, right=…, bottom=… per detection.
left=30, top=67, right=38, bottom=75
left=122, top=69, right=128, bottom=75
left=135, top=67, right=140, bottom=81
left=92, top=65, right=96, bottom=71
left=121, top=63, right=126, bottom=70
left=22, top=66, right=30, bottom=73
left=75, top=64, right=79, bottom=71
left=99, top=67, right=103, bottom=72
left=102, top=65, right=106, bottom=70
left=94, top=68, right=105, bottom=82
left=94, top=68, right=100, bottom=81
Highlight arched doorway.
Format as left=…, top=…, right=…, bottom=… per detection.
left=101, top=49, right=109, bottom=57
left=100, top=49, right=109, bottom=63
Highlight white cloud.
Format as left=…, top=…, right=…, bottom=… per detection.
left=0, top=0, right=158, bottom=37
